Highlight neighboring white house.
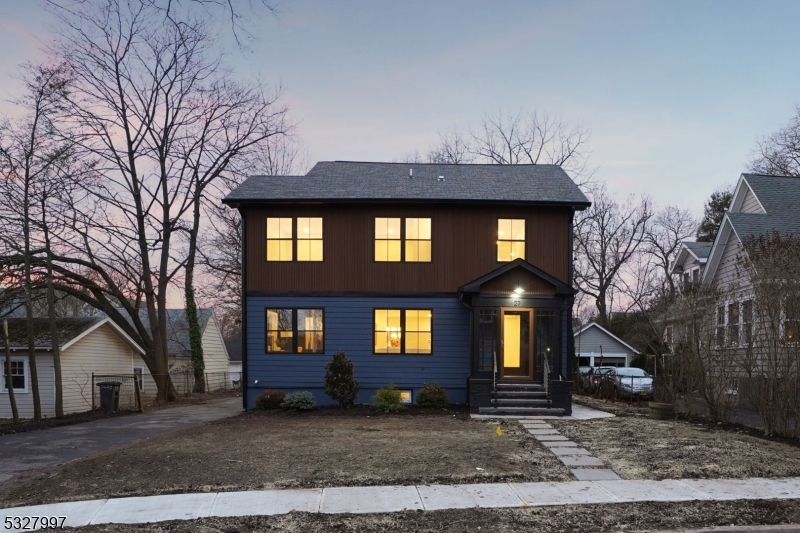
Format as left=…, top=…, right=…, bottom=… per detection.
left=574, top=322, right=640, bottom=368
left=1, top=317, right=146, bottom=418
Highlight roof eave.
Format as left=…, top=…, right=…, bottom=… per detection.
left=223, top=197, right=591, bottom=209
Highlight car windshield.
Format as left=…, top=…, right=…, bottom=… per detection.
left=615, top=368, right=650, bottom=377
left=579, top=367, right=592, bottom=374
left=594, top=367, right=614, bottom=375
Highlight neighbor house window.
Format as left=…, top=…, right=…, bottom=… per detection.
left=497, top=219, right=525, bottom=261
left=742, top=300, right=753, bottom=345
left=716, top=305, right=725, bottom=346
left=727, top=302, right=739, bottom=346
left=375, top=217, right=431, bottom=262
left=783, top=302, right=800, bottom=342
left=1, top=358, right=27, bottom=393
left=266, top=309, right=324, bottom=354
left=297, top=217, right=323, bottom=261
left=267, top=217, right=323, bottom=262
left=266, top=218, right=293, bottom=261
left=374, top=309, right=432, bottom=354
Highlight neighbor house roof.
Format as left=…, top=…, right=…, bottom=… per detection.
left=223, top=161, right=590, bottom=207
left=574, top=322, right=641, bottom=355
left=224, top=339, right=242, bottom=363
left=1, top=317, right=144, bottom=354
left=683, top=241, right=713, bottom=260
left=114, top=309, right=214, bottom=358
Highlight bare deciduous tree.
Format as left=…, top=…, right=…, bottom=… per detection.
left=751, top=106, right=800, bottom=177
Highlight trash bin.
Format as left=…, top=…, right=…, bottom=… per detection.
left=97, top=381, right=122, bottom=414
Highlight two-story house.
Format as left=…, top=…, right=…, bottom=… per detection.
left=222, top=161, right=590, bottom=415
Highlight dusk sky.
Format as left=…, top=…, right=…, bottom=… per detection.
left=2, top=1, right=799, bottom=215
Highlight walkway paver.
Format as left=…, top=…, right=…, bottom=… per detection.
left=3, top=477, right=800, bottom=531
left=571, top=469, right=621, bottom=481
left=0, top=397, right=242, bottom=485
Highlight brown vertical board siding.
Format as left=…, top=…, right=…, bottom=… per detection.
left=245, top=204, right=571, bottom=293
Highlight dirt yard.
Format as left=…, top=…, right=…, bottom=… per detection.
left=0, top=407, right=571, bottom=508
left=66, top=499, right=800, bottom=533
left=559, top=396, right=800, bottom=480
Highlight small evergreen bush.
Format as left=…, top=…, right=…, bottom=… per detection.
left=324, top=351, right=359, bottom=407
left=255, top=390, right=285, bottom=410
left=374, top=384, right=405, bottom=413
left=281, top=391, right=316, bottom=411
left=416, top=383, right=449, bottom=408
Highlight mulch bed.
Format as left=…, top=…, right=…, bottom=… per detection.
left=69, top=499, right=800, bottom=532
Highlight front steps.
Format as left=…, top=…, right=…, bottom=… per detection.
left=478, top=381, right=566, bottom=416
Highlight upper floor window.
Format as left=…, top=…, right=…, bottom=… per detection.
left=266, top=308, right=324, bottom=354
left=497, top=219, right=525, bottom=261
left=742, top=300, right=753, bottom=345
left=266, top=217, right=323, bottom=262
left=727, top=302, right=740, bottom=345
left=374, top=217, right=431, bottom=262
left=374, top=309, right=432, bottom=354
left=716, top=305, right=725, bottom=346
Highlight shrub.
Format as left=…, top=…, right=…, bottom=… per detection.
left=281, top=391, right=316, bottom=411
left=255, top=390, right=285, bottom=410
left=416, top=383, right=449, bottom=409
left=374, top=384, right=405, bottom=413
left=324, top=351, right=359, bottom=407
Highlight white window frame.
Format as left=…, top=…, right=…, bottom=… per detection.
left=1, top=356, right=29, bottom=394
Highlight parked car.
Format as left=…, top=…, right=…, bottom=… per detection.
left=583, top=366, right=616, bottom=392
left=577, top=366, right=592, bottom=390
left=599, top=367, right=654, bottom=399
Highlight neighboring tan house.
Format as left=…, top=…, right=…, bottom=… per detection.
left=1, top=317, right=145, bottom=418
left=574, top=322, right=639, bottom=368
left=223, top=161, right=590, bottom=415
left=670, top=241, right=713, bottom=289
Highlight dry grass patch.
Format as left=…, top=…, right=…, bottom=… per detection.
left=0, top=408, right=571, bottom=508
left=553, top=398, right=800, bottom=480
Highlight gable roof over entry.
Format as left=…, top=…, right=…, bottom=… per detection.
left=458, top=258, right=575, bottom=296
left=223, top=161, right=591, bottom=207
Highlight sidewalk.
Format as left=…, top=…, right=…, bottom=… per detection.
left=3, top=477, right=800, bottom=531
left=0, top=397, right=242, bottom=484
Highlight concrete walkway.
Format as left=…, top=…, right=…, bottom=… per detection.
left=2, top=477, right=800, bottom=531
left=0, top=397, right=242, bottom=484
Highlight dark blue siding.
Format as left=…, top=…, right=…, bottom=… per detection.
left=245, top=296, right=471, bottom=408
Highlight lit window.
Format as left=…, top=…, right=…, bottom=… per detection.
left=497, top=219, right=525, bottom=261
left=405, top=218, right=431, bottom=262
left=266, top=218, right=293, bottom=261
left=375, top=218, right=401, bottom=262
left=374, top=309, right=432, bottom=354
left=1, top=359, right=26, bottom=393
left=266, top=309, right=324, bottom=354
left=297, top=217, right=323, bottom=261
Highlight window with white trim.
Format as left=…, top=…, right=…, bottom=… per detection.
left=1, top=358, right=27, bottom=393
left=134, top=366, right=145, bottom=392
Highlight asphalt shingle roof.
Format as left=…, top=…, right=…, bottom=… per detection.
left=730, top=174, right=800, bottom=239
left=224, top=339, right=242, bottom=362
left=223, top=161, right=590, bottom=206
left=0, top=317, right=102, bottom=349
left=683, top=241, right=713, bottom=259
left=105, top=309, right=213, bottom=359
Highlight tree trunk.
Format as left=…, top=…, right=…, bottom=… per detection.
left=23, top=184, right=42, bottom=420
left=43, top=212, right=64, bottom=417
left=3, top=320, right=19, bottom=422
left=186, top=195, right=205, bottom=393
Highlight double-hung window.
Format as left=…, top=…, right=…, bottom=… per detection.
left=742, top=300, right=753, bottom=345
left=1, top=358, right=27, bottom=393
left=716, top=305, right=725, bottom=346
left=266, top=217, right=323, bottom=261
left=727, top=302, right=740, bottom=346
left=374, top=309, right=432, bottom=354
left=266, top=309, right=324, bottom=353
left=497, top=219, right=525, bottom=261
left=374, top=217, right=431, bottom=262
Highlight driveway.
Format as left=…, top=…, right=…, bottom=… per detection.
left=0, top=397, right=242, bottom=484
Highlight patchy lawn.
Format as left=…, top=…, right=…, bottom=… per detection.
left=555, top=396, right=800, bottom=480
left=0, top=407, right=571, bottom=508
left=67, top=499, right=800, bottom=533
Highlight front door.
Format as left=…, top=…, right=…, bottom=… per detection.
left=500, top=308, right=534, bottom=380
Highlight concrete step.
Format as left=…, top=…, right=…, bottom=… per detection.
left=478, top=406, right=566, bottom=416
left=493, top=390, right=548, bottom=399
left=495, top=382, right=545, bottom=392
left=491, top=398, right=551, bottom=407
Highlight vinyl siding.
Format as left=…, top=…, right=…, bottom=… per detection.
left=0, top=354, right=55, bottom=419
left=574, top=327, right=635, bottom=361
left=245, top=295, right=471, bottom=407
left=740, top=186, right=765, bottom=214
left=60, top=325, right=136, bottom=415
left=714, top=230, right=751, bottom=292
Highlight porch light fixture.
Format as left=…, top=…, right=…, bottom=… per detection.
left=514, top=287, right=524, bottom=294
